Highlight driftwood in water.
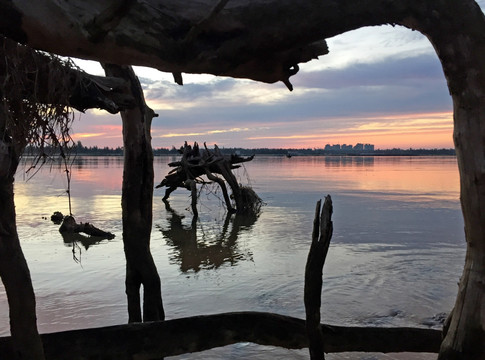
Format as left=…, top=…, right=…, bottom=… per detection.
left=305, top=196, right=333, bottom=360
left=58, top=214, right=115, bottom=240
left=0, top=312, right=441, bottom=360
left=156, top=142, right=256, bottom=216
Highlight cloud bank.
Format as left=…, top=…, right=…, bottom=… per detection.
left=72, top=24, right=456, bottom=149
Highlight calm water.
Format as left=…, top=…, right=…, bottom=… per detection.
left=2, top=155, right=464, bottom=359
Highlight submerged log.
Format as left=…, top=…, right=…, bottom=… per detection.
left=0, top=312, right=441, bottom=360
left=59, top=215, right=115, bottom=240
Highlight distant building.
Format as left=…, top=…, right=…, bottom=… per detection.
left=325, top=144, right=341, bottom=151
left=353, top=143, right=364, bottom=151
left=324, top=143, right=375, bottom=153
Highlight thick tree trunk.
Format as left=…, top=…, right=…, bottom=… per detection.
left=398, top=2, right=485, bottom=358
left=102, top=64, right=164, bottom=322
left=0, top=140, right=45, bottom=359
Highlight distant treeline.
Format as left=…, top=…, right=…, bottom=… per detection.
left=23, top=142, right=456, bottom=157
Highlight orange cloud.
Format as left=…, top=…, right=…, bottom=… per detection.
left=74, top=132, right=106, bottom=138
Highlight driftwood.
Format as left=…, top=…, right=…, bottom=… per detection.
left=156, top=142, right=256, bottom=215
left=58, top=215, right=115, bottom=240
left=305, top=196, right=333, bottom=359
left=0, top=312, right=441, bottom=360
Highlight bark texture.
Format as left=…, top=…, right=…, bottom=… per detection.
left=102, top=64, right=164, bottom=323
left=403, top=3, right=485, bottom=359
left=0, top=312, right=442, bottom=360
left=0, top=0, right=331, bottom=89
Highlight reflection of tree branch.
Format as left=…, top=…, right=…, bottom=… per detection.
left=159, top=203, right=258, bottom=272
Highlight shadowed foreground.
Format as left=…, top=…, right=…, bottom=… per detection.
left=0, top=312, right=441, bottom=359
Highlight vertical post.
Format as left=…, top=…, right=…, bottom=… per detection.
left=304, top=195, right=333, bottom=360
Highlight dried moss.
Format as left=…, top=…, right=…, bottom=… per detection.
left=1, top=36, right=81, bottom=165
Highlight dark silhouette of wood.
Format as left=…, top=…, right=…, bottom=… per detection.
left=0, top=170, right=45, bottom=359
left=59, top=215, right=115, bottom=239
left=305, top=196, right=333, bottom=359
left=102, top=64, right=164, bottom=323
left=0, top=312, right=442, bottom=360
left=156, top=142, right=255, bottom=215
left=0, top=1, right=329, bottom=89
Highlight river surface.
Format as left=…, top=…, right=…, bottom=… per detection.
left=2, top=155, right=464, bottom=359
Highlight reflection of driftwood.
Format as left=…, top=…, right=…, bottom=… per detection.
left=159, top=200, right=255, bottom=272
left=156, top=142, right=256, bottom=216
left=58, top=215, right=115, bottom=240
left=0, top=312, right=441, bottom=359
left=61, top=232, right=108, bottom=251
left=305, top=196, right=333, bottom=359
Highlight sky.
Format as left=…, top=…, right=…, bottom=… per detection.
left=70, top=3, right=485, bottom=150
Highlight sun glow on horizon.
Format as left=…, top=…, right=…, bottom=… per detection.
left=246, top=111, right=453, bottom=149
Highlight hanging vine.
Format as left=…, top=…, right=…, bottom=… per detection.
left=1, top=36, right=79, bottom=194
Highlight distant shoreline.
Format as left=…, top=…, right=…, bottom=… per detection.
left=23, top=145, right=456, bottom=157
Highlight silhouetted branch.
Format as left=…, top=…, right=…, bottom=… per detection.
left=305, top=195, right=333, bottom=359
left=0, top=312, right=442, bottom=359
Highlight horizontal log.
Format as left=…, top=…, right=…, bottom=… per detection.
left=0, top=312, right=442, bottom=360
left=59, top=215, right=115, bottom=239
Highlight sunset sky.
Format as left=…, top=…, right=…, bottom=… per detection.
left=70, top=5, right=485, bottom=150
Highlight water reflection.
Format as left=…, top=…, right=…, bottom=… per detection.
left=61, top=232, right=112, bottom=251
left=158, top=201, right=255, bottom=272
left=324, top=156, right=375, bottom=167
